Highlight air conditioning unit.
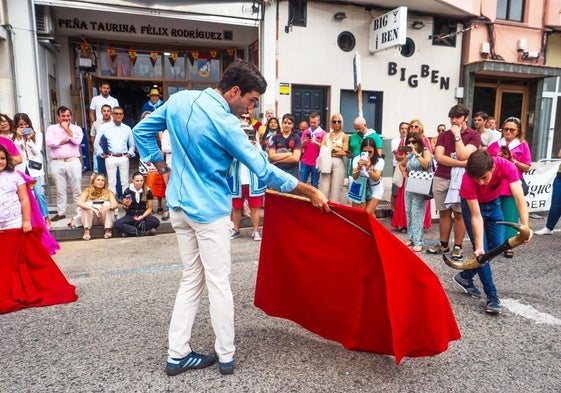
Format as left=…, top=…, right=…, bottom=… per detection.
left=35, top=5, right=55, bottom=35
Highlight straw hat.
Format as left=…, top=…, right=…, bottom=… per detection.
left=147, top=87, right=161, bottom=97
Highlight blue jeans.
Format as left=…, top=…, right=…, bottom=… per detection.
left=32, top=176, right=49, bottom=217
left=460, top=198, right=505, bottom=297
left=546, top=174, right=561, bottom=231
left=300, top=163, right=319, bottom=188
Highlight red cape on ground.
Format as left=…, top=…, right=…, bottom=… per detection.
left=254, top=192, right=460, bottom=364
left=0, top=228, right=77, bottom=314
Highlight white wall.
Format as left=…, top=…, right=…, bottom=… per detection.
left=262, top=2, right=464, bottom=138
left=3, top=0, right=41, bottom=123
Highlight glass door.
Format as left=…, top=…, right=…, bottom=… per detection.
left=537, top=97, right=553, bottom=160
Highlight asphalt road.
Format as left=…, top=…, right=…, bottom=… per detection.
left=1, top=215, right=560, bottom=393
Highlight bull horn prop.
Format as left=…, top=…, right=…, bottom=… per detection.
left=443, top=222, right=532, bottom=270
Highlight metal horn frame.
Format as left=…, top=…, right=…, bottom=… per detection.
left=443, top=222, right=532, bottom=270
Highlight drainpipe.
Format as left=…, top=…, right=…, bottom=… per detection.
left=275, top=0, right=279, bottom=116
left=2, top=24, right=19, bottom=113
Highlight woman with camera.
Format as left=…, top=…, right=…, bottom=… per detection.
left=399, top=133, right=433, bottom=252
left=12, top=113, right=51, bottom=228
left=486, top=117, right=532, bottom=258
left=348, top=138, right=384, bottom=214
left=392, top=119, right=433, bottom=232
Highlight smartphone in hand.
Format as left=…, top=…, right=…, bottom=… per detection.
left=500, top=145, right=511, bottom=158
left=398, top=145, right=412, bottom=153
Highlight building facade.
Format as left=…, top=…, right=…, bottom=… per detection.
left=1, top=0, right=560, bottom=166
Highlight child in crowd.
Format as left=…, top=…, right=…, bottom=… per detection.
left=0, top=145, right=31, bottom=231
left=454, top=150, right=531, bottom=314
left=0, top=145, right=77, bottom=314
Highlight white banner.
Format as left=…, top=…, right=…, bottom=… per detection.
left=524, top=160, right=560, bottom=212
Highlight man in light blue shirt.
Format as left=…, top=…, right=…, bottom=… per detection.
left=133, top=59, right=329, bottom=377
left=94, top=107, right=135, bottom=198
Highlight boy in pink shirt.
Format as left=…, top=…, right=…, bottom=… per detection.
left=454, top=150, right=531, bottom=314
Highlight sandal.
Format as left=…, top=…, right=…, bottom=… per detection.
left=504, top=249, right=514, bottom=259
left=157, top=207, right=164, bottom=214
left=104, top=230, right=112, bottom=239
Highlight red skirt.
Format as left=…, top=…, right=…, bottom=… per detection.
left=0, top=228, right=77, bottom=314
left=391, top=180, right=432, bottom=230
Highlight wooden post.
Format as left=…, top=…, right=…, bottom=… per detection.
left=357, top=83, right=363, bottom=117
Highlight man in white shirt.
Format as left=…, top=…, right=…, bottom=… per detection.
left=89, top=81, right=119, bottom=123
left=94, top=107, right=135, bottom=199
left=90, top=104, right=112, bottom=173
left=473, top=111, right=501, bottom=150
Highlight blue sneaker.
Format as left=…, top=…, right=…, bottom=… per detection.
left=219, top=358, right=235, bottom=375
left=453, top=273, right=482, bottom=299
left=230, top=230, right=241, bottom=240
left=486, top=296, right=501, bottom=314
left=165, top=351, right=216, bottom=376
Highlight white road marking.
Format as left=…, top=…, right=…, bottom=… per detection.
left=502, top=298, right=561, bottom=325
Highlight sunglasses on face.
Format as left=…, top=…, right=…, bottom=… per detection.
left=503, top=127, right=518, bottom=133
left=240, top=116, right=250, bottom=120
left=438, top=128, right=445, bottom=132
left=407, top=140, right=417, bottom=144
left=410, top=124, right=419, bottom=129
left=332, top=120, right=342, bottom=124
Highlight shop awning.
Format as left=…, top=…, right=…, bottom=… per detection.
left=34, top=0, right=261, bottom=26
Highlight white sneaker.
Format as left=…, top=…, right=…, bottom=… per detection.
left=251, top=231, right=262, bottom=241
left=534, top=227, right=553, bottom=235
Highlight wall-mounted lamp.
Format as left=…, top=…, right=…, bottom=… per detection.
left=454, top=87, right=464, bottom=99
left=517, top=38, right=527, bottom=52
left=334, top=12, right=347, bottom=20
left=412, top=21, right=425, bottom=30
left=480, top=42, right=490, bottom=58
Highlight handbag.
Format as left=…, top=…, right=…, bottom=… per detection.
left=520, top=177, right=529, bottom=196
left=405, top=170, right=434, bottom=198
left=392, top=166, right=403, bottom=188
left=28, top=159, right=43, bottom=170
left=316, top=145, right=333, bottom=174
left=348, top=177, right=367, bottom=204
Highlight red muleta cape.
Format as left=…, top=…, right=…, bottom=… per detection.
left=254, top=192, right=461, bottom=365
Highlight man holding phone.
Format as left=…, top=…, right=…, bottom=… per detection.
left=300, top=112, right=326, bottom=188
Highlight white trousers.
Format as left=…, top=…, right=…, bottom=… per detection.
left=79, top=202, right=116, bottom=229
left=168, top=209, right=235, bottom=363
left=105, top=156, right=129, bottom=196
left=319, top=156, right=346, bottom=203
left=50, top=158, right=82, bottom=215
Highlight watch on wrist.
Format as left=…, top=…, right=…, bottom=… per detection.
left=454, top=136, right=461, bottom=142
left=159, top=165, right=171, bottom=175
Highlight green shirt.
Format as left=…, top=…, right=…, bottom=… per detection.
left=349, top=130, right=383, bottom=157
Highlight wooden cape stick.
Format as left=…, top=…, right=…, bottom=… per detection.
left=265, top=190, right=372, bottom=237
